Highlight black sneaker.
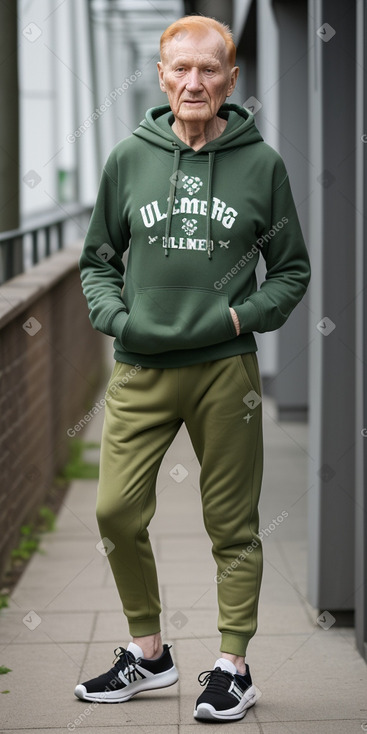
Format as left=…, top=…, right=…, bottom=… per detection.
left=193, top=659, right=257, bottom=721
left=74, top=642, right=178, bottom=703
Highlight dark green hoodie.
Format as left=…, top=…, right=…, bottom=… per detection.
left=79, top=103, right=311, bottom=367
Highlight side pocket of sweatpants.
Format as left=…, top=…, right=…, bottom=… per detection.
left=235, top=352, right=262, bottom=397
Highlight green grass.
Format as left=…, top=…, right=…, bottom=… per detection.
left=1, top=439, right=99, bottom=648
left=10, top=506, right=57, bottom=563
left=0, top=437, right=99, bottom=648
left=11, top=536, right=40, bottom=561
left=38, top=506, right=56, bottom=532
left=0, top=663, right=11, bottom=692
left=59, top=440, right=100, bottom=480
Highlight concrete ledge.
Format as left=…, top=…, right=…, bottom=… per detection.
left=0, top=241, right=105, bottom=584
left=0, top=242, right=83, bottom=329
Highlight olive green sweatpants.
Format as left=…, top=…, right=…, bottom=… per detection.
left=96, top=353, right=263, bottom=657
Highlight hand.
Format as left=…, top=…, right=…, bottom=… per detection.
left=229, top=307, right=240, bottom=336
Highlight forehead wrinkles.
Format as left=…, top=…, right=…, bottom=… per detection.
left=166, top=31, right=228, bottom=66
left=170, top=51, right=223, bottom=67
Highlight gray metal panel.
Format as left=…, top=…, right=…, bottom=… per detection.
left=355, top=0, right=367, bottom=661
left=233, top=0, right=255, bottom=44
left=0, top=3, right=20, bottom=234
left=272, top=0, right=310, bottom=420
left=307, top=0, right=356, bottom=612
left=184, top=0, right=233, bottom=26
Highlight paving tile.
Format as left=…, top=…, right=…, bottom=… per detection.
left=180, top=726, right=261, bottom=733
left=9, top=583, right=122, bottom=613
left=245, top=631, right=367, bottom=723
left=92, top=611, right=130, bottom=642
left=151, top=489, right=205, bottom=534
left=179, top=692, right=259, bottom=726
left=163, top=607, right=219, bottom=641
left=164, top=583, right=217, bottom=610
left=0, top=643, right=88, bottom=729
left=257, top=601, right=313, bottom=637
left=54, top=497, right=100, bottom=538
left=159, top=559, right=215, bottom=585
left=32, top=534, right=104, bottom=561
left=13, top=538, right=107, bottom=591
left=0, top=610, right=94, bottom=644
left=1, top=730, right=178, bottom=734
left=57, top=480, right=99, bottom=513
left=256, top=552, right=315, bottom=635
left=173, top=637, right=230, bottom=695
left=270, top=539, right=309, bottom=597
left=104, top=558, right=215, bottom=587
left=70, top=695, right=180, bottom=730
left=179, top=702, right=261, bottom=730
left=156, top=534, right=212, bottom=562
left=261, top=723, right=366, bottom=734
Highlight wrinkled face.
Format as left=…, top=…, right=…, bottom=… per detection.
left=157, top=29, right=239, bottom=124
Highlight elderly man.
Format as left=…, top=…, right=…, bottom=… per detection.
left=75, top=15, right=310, bottom=722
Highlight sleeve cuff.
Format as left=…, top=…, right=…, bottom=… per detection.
left=235, top=300, right=263, bottom=334
left=110, top=310, right=129, bottom=340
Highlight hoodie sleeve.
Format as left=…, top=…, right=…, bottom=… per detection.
left=235, top=157, right=311, bottom=334
left=79, top=153, right=130, bottom=339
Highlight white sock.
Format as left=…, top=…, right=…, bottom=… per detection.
left=213, top=657, right=237, bottom=675
left=126, top=641, right=144, bottom=660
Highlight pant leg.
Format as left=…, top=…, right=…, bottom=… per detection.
left=97, top=361, right=182, bottom=638
left=182, top=353, right=263, bottom=658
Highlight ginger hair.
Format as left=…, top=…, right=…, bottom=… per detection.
left=160, top=15, right=236, bottom=67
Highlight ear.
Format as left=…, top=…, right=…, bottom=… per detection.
left=226, top=66, right=240, bottom=97
left=157, top=61, right=167, bottom=93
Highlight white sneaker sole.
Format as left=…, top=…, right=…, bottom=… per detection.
left=193, top=683, right=257, bottom=721
left=74, top=665, right=179, bottom=703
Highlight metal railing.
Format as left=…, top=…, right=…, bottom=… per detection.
left=0, top=204, right=92, bottom=284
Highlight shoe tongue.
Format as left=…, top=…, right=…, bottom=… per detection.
left=126, top=642, right=144, bottom=660
left=214, top=657, right=237, bottom=675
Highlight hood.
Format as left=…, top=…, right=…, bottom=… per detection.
left=133, top=102, right=263, bottom=152
left=132, top=103, right=263, bottom=259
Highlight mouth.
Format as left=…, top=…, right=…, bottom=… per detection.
left=182, top=100, right=206, bottom=104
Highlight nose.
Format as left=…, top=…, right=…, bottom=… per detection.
left=185, top=67, right=203, bottom=92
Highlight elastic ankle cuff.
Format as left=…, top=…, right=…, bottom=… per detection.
left=220, top=632, right=251, bottom=657
left=128, top=616, right=161, bottom=637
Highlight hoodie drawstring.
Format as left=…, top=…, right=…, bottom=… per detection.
left=206, top=152, right=215, bottom=259
left=164, top=147, right=181, bottom=257
left=164, top=145, right=215, bottom=260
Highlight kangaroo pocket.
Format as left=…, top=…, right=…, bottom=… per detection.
left=121, top=286, right=236, bottom=354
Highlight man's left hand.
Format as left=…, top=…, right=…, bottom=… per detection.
left=229, top=307, right=240, bottom=336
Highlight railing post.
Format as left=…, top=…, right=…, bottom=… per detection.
left=32, top=231, right=39, bottom=265
left=56, top=221, right=63, bottom=250
left=0, top=2, right=20, bottom=277
left=45, top=227, right=51, bottom=257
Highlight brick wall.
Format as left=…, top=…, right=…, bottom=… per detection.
left=0, top=243, right=106, bottom=583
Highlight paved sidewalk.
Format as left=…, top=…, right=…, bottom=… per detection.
left=1, top=351, right=366, bottom=733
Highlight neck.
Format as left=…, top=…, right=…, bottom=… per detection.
left=171, top=115, right=227, bottom=151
